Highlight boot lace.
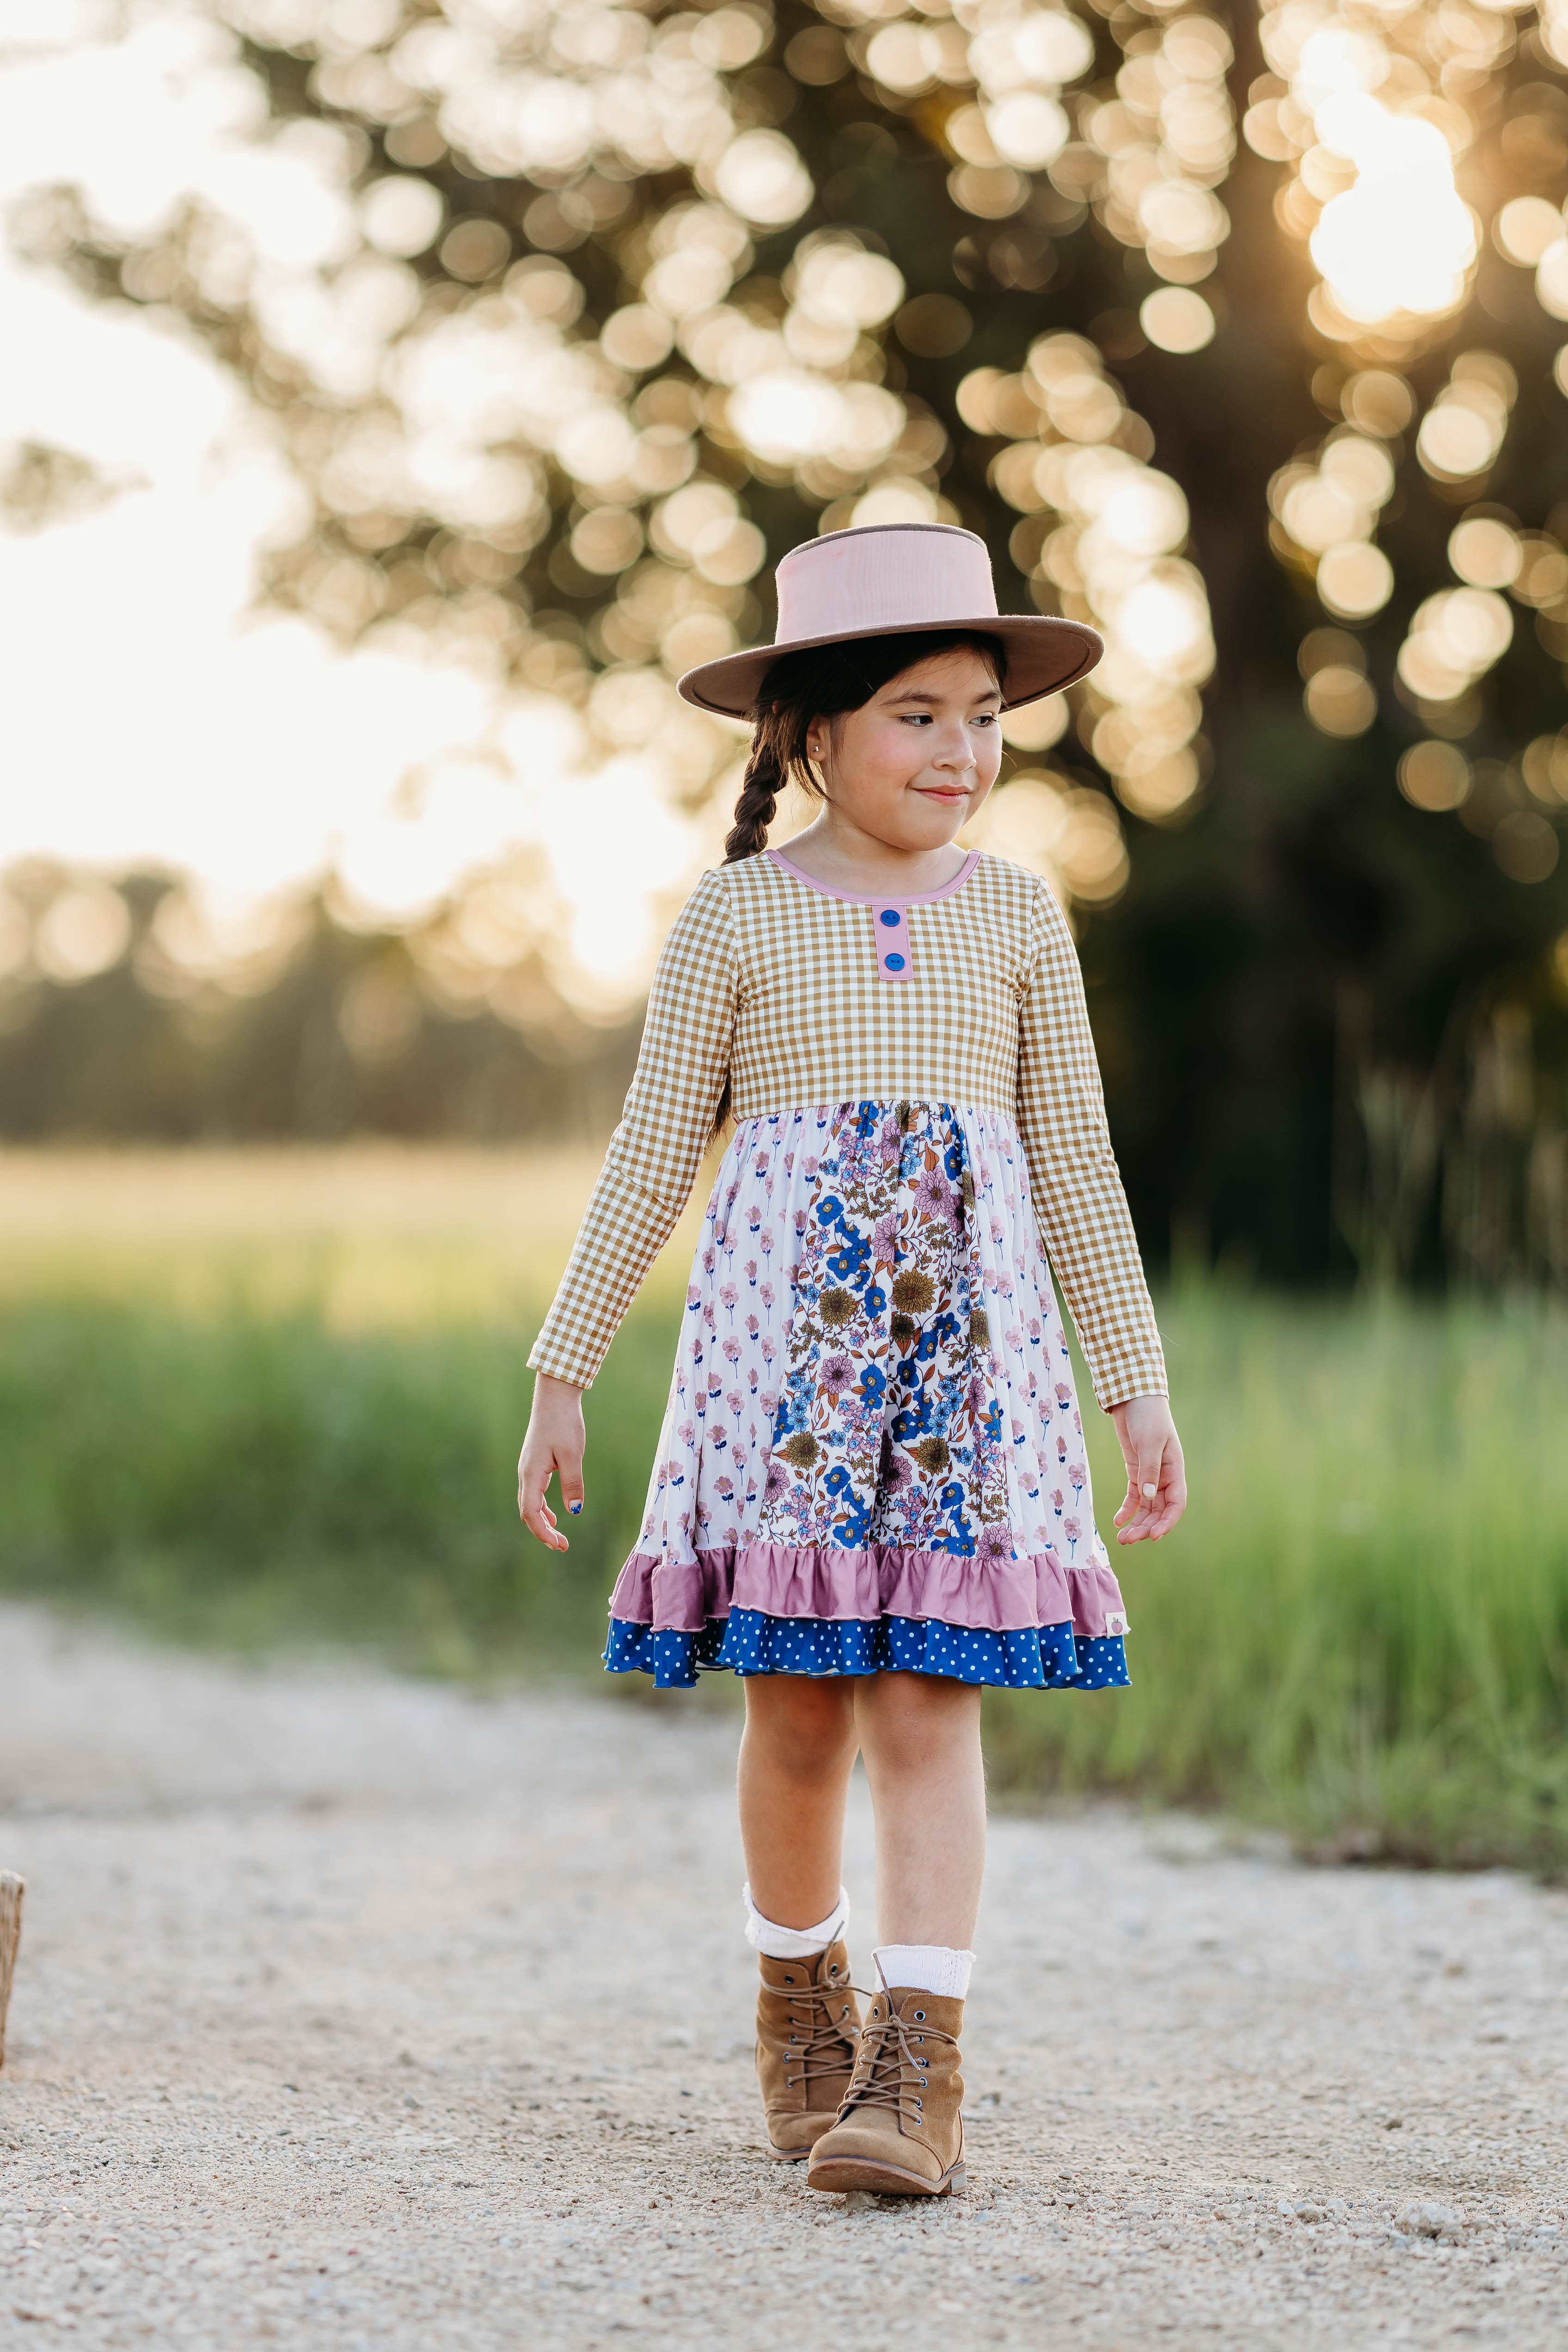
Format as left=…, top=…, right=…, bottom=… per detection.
left=776, top=1977, right=858, bottom=2095
left=837, top=1982, right=955, bottom=2131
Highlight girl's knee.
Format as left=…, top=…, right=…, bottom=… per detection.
left=743, top=1678, right=858, bottom=1780
left=859, top=1673, right=982, bottom=1773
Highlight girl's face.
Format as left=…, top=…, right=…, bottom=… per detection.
left=806, top=647, right=1004, bottom=852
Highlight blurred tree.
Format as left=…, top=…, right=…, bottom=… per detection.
left=12, top=0, right=1568, bottom=1280
left=0, top=865, right=640, bottom=1143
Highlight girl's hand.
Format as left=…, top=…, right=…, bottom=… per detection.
left=517, top=1372, right=588, bottom=1551
left=1109, top=1392, right=1186, bottom=1545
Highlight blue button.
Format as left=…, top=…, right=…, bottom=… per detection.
left=879, top=909, right=901, bottom=926
left=884, top=952, right=906, bottom=971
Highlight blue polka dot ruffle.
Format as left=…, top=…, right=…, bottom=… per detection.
left=602, top=1607, right=1129, bottom=1693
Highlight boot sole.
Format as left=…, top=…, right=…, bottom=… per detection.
left=806, top=2156, right=966, bottom=2198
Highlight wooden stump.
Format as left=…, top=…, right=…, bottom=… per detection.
left=0, top=1873, right=23, bottom=2071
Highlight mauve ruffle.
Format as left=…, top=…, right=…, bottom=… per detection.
left=606, top=1540, right=1128, bottom=1641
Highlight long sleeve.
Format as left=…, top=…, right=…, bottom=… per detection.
left=1016, top=880, right=1166, bottom=1411
left=528, top=868, right=738, bottom=1388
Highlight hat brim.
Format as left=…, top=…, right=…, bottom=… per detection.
left=676, top=613, right=1103, bottom=720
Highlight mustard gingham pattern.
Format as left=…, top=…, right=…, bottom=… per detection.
left=528, top=851, right=1167, bottom=1409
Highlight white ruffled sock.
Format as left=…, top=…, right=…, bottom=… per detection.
left=873, top=1943, right=974, bottom=2000
left=743, top=1882, right=850, bottom=1960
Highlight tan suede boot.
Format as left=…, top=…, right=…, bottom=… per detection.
left=755, top=1940, right=861, bottom=2161
left=805, top=1983, right=966, bottom=2197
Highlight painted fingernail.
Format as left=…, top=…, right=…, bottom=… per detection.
left=569, top=1501, right=582, bottom=1515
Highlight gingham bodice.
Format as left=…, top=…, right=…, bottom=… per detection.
left=528, top=846, right=1166, bottom=1409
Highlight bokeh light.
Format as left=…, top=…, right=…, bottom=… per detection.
left=978, top=329, right=1214, bottom=822
left=1449, top=515, right=1522, bottom=590
left=1398, top=741, right=1470, bottom=812
left=1139, top=288, right=1215, bottom=354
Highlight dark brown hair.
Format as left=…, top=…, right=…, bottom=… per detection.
left=710, top=627, right=1008, bottom=1135
left=721, top=628, right=1010, bottom=863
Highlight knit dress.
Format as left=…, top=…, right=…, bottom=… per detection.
left=528, top=844, right=1167, bottom=1692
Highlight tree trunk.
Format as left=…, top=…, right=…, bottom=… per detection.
left=0, top=1874, right=23, bottom=2070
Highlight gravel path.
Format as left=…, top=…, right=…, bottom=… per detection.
left=3, top=1603, right=1568, bottom=2350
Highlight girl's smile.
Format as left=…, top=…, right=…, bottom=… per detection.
left=784, top=646, right=1005, bottom=899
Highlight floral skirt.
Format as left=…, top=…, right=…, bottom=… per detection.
left=604, top=1101, right=1130, bottom=1692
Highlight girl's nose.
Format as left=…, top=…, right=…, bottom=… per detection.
left=932, top=729, right=977, bottom=772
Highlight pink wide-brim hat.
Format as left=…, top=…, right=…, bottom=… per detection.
left=676, top=521, right=1102, bottom=719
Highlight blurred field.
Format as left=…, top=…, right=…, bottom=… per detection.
left=3, top=1147, right=1567, bottom=1874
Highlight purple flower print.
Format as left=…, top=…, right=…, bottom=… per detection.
left=745, top=1257, right=758, bottom=1287
left=761, top=1230, right=775, bottom=1263
left=802, top=1155, right=819, bottom=1178
left=1028, top=1317, right=1043, bottom=1348
left=677, top=1422, right=696, bottom=1447
left=723, top=1337, right=741, bottom=1368
left=760, top=1390, right=778, bottom=1419
left=1069, top=1463, right=1085, bottom=1502
left=686, top=1285, right=702, bottom=1314
left=714, top=1475, right=734, bottom=1500
left=710, top=1424, right=727, bottom=1452
left=914, top=1166, right=950, bottom=1219
left=760, top=1337, right=777, bottom=1367
left=753, top=1152, right=770, bottom=1177
left=1073, top=1411, right=1083, bottom=1437
left=760, top=1280, right=775, bottom=1311
left=727, top=1390, right=742, bottom=1416
left=989, top=1219, right=1004, bottom=1247
left=1051, top=1487, right=1064, bottom=1519
left=977, top=1524, right=1014, bottom=1566
left=1054, top=1384, right=1072, bottom=1411
left=820, top=1353, right=855, bottom=1398
left=764, top=1461, right=789, bottom=1501
left=1056, top=1434, right=1068, bottom=1464
left=719, top=1283, right=737, bottom=1323
left=1004, top=1326, right=1023, bottom=1353
left=1064, top=1514, right=1082, bottom=1557
left=701, top=1303, right=717, bottom=1335
left=702, top=1247, right=716, bottom=1276
left=794, top=1210, right=808, bottom=1238
left=745, top=1314, right=760, bottom=1343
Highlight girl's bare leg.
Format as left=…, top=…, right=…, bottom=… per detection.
left=738, top=1676, right=861, bottom=1928
left=853, top=1672, right=986, bottom=1948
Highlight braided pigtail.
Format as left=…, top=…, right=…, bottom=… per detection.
left=723, top=738, right=784, bottom=864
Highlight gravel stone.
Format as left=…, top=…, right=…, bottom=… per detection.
left=4, top=1602, right=1568, bottom=2350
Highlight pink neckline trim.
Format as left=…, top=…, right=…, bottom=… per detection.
left=766, top=845, right=983, bottom=906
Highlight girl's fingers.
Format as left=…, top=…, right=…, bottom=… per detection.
left=1126, top=1445, right=1188, bottom=1544
left=557, top=1458, right=586, bottom=1519
left=518, top=1452, right=570, bottom=1550
left=1115, top=1438, right=1164, bottom=1538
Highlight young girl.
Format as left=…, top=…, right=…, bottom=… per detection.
left=518, top=521, right=1185, bottom=2200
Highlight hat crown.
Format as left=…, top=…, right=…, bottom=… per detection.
left=773, top=523, right=1000, bottom=649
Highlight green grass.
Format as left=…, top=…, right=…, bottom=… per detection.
left=1, top=1152, right=1566, bottom=1872
left=989, top=1281, right=1568, bottom=1874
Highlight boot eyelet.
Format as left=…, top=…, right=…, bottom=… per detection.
left=913, top=2009, right=925, bottom=2021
